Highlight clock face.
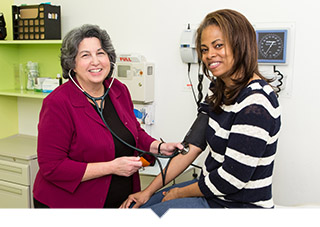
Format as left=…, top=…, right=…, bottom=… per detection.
left=256, top=30, right=287, bottom=63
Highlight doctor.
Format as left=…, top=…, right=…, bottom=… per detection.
left=33, top=24, right=183, bottom=208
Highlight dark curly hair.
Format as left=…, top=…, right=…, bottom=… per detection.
left=60, top=24, right=116, bottom=79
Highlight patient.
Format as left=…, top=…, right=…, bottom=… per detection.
left=121, top=9, right=281, bottom=216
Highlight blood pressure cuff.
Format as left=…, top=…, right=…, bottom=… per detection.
left=182, top=112, right=208, bottom=151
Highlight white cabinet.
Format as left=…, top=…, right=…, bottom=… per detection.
left=0, top=134, right=38, bottom=208
left=0, top=180, right=30, bottom=208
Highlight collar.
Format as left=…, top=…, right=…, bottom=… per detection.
left=68, top=77, right=121, bottom=108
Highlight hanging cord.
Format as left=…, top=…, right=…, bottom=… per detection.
left=191, top=163, right=202, bottom=169
left=186, top=23, right=198, bottom=107
left=187, top=63, right=198, bottom=106
left=273, top=65, right=284, bottom=96
left=97, top=107, right=180, bottom=187
left=196, top=62, right=204, bottom=107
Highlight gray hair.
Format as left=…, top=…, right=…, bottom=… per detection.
left=60, top=24, right=116, bottom=79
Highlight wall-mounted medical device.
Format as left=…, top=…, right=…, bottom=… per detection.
left=115, top=54, right=154, bottom=103
left=256, top=29, right=288, bottom=64
left=180, top=27, right=198, bottom=64
left=254, top=23, right=294, bottom=97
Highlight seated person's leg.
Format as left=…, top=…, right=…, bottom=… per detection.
left=140, top=179, right=198, bottom=208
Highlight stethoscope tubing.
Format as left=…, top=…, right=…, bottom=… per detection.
left=68, top=68, right=179, bottom=186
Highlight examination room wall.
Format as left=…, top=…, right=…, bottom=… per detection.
left=12, top=0, right=320, bottom=207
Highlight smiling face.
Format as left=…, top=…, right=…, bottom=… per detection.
left=74, top=37, right=111, bottom=91
left=200, top=24, right=234, bottom=85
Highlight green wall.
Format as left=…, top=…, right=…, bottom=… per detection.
left=0, top=0, right=18, bottom=138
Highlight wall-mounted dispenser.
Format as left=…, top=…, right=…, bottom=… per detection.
left=180, top=25, right=198, bottom=64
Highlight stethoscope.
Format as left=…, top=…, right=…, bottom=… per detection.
left=68, top=63, right=182, bottom=186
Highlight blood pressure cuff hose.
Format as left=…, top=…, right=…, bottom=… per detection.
left=182, top=112, right=208, bottom=151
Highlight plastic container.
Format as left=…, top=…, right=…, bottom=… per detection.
left=25, top=61, right=39, bottom=90
left=12, top=4, right=61, bottom=40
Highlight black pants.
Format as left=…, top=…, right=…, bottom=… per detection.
left=33, top=197, right=49, bottom=208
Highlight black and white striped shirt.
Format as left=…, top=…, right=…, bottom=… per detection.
left=198, top=79, right=281, bottom=208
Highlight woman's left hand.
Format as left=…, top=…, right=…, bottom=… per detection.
left=161, top=187, right=182, bottom=202
left=158, top=142, right=184, bottom=156
left=150, top=140, right=184, bottom=156
left=161, top=182, right=204, bottom=202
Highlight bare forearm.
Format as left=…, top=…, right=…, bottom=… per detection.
left=82, top=156, right=142, bottom=182
left=161, top=182, right=204, bottom=202
left=149, top=140, right=162, bottom=154
left=177, top=182, right=204, bottom=198
left=144, top=144, right=202, bottom=196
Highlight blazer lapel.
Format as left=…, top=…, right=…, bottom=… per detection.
left=69, top=80, right=106, bottom=128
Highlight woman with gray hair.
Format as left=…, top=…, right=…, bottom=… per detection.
left=33, top=24, right=182, bottom=208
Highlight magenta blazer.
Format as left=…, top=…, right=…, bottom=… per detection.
left=33, top=78, right=155, bottom=208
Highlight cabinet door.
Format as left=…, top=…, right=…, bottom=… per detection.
left=0, top=180, right=30, bottom=208
left=0, top=160, right=30, bottom=185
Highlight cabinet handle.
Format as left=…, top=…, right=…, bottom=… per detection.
left=0, top=184, right=22, bottom=195
left=0, top=163, right=23, bottom=174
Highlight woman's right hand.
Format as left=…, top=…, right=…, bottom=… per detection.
left=111, top=156, right=142, bottom=177
left=120, top=190, right=152, bottom=208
